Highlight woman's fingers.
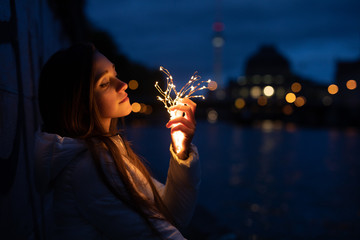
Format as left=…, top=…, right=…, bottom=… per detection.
left=170, top=124, right=194, bottom=136
left=166, top=115, right=195, bottom=129
left=169, top=102, right=196, bottom=122
left=177, top=98, right=196, bottom=113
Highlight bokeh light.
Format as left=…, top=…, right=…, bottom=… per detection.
left=239, top=88, right=249, bottom=98
left=346, top=80, right=357, bottom=90
left=291, top=82, right=302, bottom=93
left=294, top=96, right=306, bottom=107
left=328, top=84, right=338, bottom=95
left=263, top=85, right=275, bottom=97
left=207, top=109, right=218, bottom=123
left=250, top=86, right=261, bottom=98
left=257, top=96, right=267, bottom=106
left=216, top=89, right=226, bottom=100
left=208, top=80, right=218, bottom=91
left=276, top=87, right=286, bottom=99
left=144, top=105, right=153, bottom=115
left=131, top=102, right=141, bottom=112
left=212, top=36, right=224, bottom=47
left=129, top=80, right=139, bottom=90
left=234, top=98, right=246, bottom=109
left=285, top=93, right=296, bottom=103
left=139, top=103, right=147, bottom=113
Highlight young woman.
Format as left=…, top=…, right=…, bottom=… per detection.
left=34, top=43, right=200, bottom=239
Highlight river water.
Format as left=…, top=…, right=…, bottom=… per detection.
left=125, top=120, right=360, bottom=239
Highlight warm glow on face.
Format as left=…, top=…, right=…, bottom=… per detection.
left=263, top=85, right=275, bottom=97
left=294, top=96, right=306, bottom=107
left=291, top=82, right=302, bottom=93
left=346, top=80, right=357, bottom=90
left=131, top=102, right=141, bottom=112
left=129, top=80, right=139, bottom=90
left=328, top=84, right=338, bottom=95
left=285, top=93, right=296, bottom=103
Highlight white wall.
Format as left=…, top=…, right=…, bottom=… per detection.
left=0, top=0, right=70, bottom=238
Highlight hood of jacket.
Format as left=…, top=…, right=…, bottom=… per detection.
left=34, top=131, right=88, bottom=194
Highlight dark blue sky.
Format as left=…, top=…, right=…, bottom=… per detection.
left=86, top=0, right=360, bottom=87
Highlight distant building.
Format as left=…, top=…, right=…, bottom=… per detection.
left=227, top=44, right=330, bottom=125
left=245, top=45, right=291, bottom=77
left=335, top=58, right=360, bottom=107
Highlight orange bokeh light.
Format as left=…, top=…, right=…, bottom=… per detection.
left=257, top=96, right=267, bottom=106
left=285, top=93, right=296, bottom=103
left=346, top=80, right=357, bottom=90
left=294, top=96, right=306, bottom=107
left=291, top=82, right=302, bottom=93
left=328, top=84, right=338, bottom=95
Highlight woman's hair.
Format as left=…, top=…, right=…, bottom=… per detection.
left=38, top=43, right=175, bottom=235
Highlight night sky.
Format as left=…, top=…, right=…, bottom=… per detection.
left=85, top=0, right=360, bottom=87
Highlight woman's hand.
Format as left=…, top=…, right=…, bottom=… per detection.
left=166, top=98, right=196, bottom=160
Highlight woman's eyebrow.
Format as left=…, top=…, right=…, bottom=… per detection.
left=95, top=65, right=115, bottom=81
left=96, top=70, right=109, bottom=82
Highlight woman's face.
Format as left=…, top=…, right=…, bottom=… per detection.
left=93, top=51, right=131, bottom=130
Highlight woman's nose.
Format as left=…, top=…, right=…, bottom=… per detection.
left=116, top=79, right=128, bottom=92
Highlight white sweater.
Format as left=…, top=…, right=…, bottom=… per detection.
left=34, top=131, right=201, bottom=240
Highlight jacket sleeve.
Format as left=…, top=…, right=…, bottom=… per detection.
left=70, top=151, right=183, bottom=240
left=153, top=144, right=201, bottom=228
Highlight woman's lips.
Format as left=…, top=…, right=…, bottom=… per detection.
left=119, top=95, right=128, bottom=103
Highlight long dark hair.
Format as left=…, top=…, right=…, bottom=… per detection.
left=38, top=43, right=175, bottom=236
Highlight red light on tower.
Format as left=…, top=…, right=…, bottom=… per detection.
left=213, top=22, right=224, bottom=32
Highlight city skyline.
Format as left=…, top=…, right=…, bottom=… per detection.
left=86, top=0, right=360, bottom=87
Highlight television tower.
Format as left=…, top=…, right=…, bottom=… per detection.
left=212, top=0, right=224, bottom=88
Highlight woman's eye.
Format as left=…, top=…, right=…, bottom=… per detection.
left=100, top=82, right=110, bottom=88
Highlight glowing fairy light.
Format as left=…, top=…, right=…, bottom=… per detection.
left=155, top=66, right=213, bottom=153
left=155, top=66, right=212, bottom=112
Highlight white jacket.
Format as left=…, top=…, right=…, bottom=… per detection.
left=34, top=131, right=201, bottom=240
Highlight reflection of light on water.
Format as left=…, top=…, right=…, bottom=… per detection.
left=126, top=121, right=360, bottom=238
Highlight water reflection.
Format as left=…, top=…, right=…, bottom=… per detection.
left=126, top=120, right=360, bottom=239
